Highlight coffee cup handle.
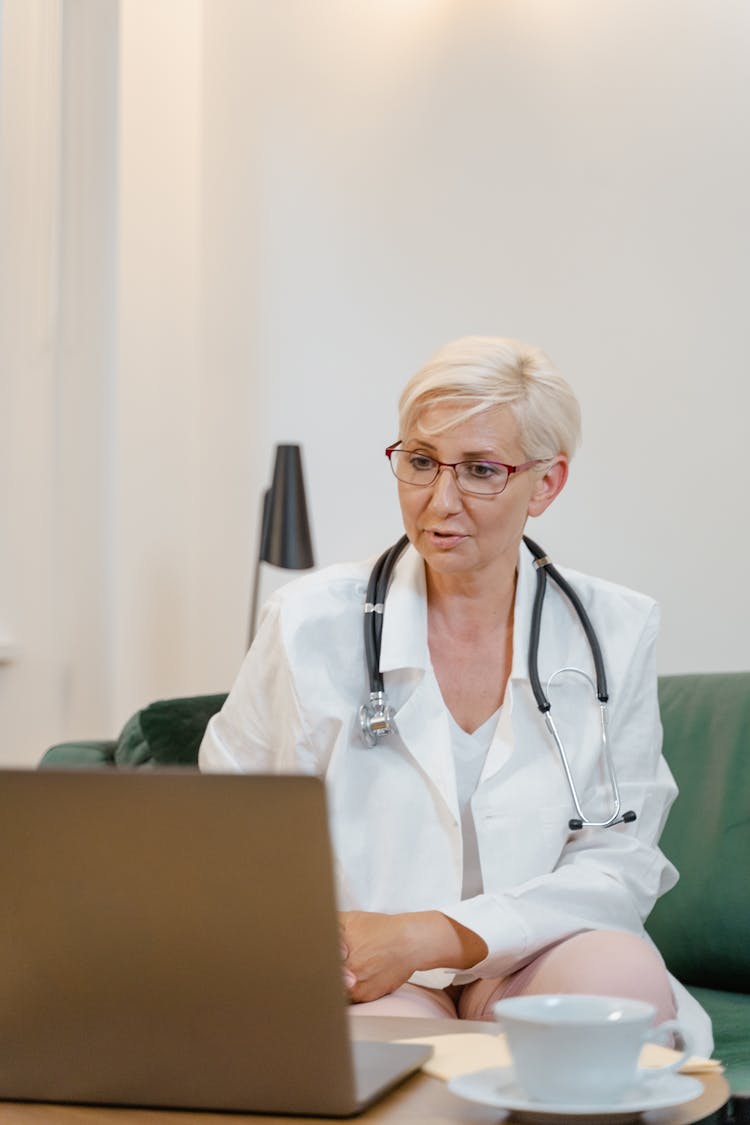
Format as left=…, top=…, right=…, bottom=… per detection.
left=637, top=1020, right=694, bottom=1081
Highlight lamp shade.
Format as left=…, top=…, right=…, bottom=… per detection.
left=259, top=444, right=314, bottom=570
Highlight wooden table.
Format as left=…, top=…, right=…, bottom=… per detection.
left=0, top=1016, right=729, bottom=1124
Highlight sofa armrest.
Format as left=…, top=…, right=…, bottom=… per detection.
left=38, top=741, right=117, bottom=769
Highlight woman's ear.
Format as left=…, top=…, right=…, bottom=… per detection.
left=527, top=456, right=569, bottom=518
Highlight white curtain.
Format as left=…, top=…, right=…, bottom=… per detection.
left=0, top=0, right=119, bottom=763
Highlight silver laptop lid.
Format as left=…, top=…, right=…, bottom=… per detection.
left=0, top=770, right=426, bottom=1115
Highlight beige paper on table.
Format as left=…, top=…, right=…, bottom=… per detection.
left=396, top=1032, right=723, bottom=1083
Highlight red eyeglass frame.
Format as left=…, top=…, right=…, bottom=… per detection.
left=384, top=441, right=545, bottom=492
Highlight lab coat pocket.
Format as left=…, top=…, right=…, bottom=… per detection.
left=478, top=804, right=571, bottom=890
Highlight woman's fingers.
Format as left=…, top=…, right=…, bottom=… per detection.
left=340, top=933, right=356, bottom=992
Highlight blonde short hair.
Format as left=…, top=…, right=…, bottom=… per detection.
left=398, top=336, right=581, bottom=461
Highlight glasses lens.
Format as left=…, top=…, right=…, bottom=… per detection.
left=389, top=450, right=438, bottom=485
left=456, top=461, right=510, bottom=495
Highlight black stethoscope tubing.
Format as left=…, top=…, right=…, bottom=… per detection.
left=360, top=535, right=636, bottom=830
left=522, top=535, right=608, bottom=710
left=363, top=534, right=410, bottom=698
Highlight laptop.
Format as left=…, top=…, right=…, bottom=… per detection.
left=0, top=770, right=430, bottom=1115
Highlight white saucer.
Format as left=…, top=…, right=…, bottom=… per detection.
left=448, top=1066, right=703, bottom=1123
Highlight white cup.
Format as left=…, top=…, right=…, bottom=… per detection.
left=493, top=994, right=693, bottom=1106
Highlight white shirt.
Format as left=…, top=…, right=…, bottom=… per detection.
left=446, top=704, right=499, bottom=899
left=199, top=540, right=712, bottom=1053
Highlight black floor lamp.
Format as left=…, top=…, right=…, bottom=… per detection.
left=248, top=444, right=315, bottom=644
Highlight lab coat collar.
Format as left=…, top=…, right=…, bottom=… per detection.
left=509, top=537, right=538, bottom=684
left=378, top=544, right=430, bottom=672
left=377, top=545, right=454, bottom=816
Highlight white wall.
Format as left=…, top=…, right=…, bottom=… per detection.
left=1, top=0, right=122, bottom=763
left=114, top=0, right=207, bottom=719
left=1, top=0, right=748, bottom=764
left=202, top=0, right=750, bottom=672
left=56, top=0, right=119, bottom=738
left=1, top=0, right=69, bottom=763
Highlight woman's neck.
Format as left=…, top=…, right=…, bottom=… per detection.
left=425, top=558, right=518, bottom=637
left=425, top=556, right=518, bottom=731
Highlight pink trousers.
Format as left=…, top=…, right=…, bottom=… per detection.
left=349, top=930, right=677, bottom=1024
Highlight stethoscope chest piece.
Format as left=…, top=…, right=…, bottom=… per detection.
left=359, top=692, right=395, bottom=747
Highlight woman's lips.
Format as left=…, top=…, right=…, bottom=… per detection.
left=424, top=529, right=468, bottom=548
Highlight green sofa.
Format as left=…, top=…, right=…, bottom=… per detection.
left=40, top=672, right=750, bottom=1100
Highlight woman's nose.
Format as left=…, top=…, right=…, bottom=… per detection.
left=428, top=465, right=464, bottom=511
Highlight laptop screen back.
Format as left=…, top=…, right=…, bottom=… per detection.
left=0, top=770, right=367, bottom=1114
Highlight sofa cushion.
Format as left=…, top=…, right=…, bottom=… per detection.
left=114, top=694, right=228, bottom=768
left=647, top=673, right=750, bottom=991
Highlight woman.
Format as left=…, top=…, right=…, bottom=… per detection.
left=199, top=336, right=711, bottom=1051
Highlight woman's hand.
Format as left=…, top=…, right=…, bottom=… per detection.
left=339, top=911, right=422, bottom=1003
left=339, top=910, right=488, bottom=1004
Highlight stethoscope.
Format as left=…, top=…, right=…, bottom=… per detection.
left=359, top=534, right=637, bottom=831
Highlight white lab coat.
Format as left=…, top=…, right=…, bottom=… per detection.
left=199, top=541, right=712, bottom=1053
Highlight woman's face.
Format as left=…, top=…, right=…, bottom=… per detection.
left=396, top=403, right=567, bottom=583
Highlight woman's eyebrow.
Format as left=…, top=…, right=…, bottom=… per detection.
left=405, top=438, right=502, bottom=460
left=402, top=437, right=438, bottom=451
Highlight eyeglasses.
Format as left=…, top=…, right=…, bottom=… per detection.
left=385, top=441, right=546, bottom=497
